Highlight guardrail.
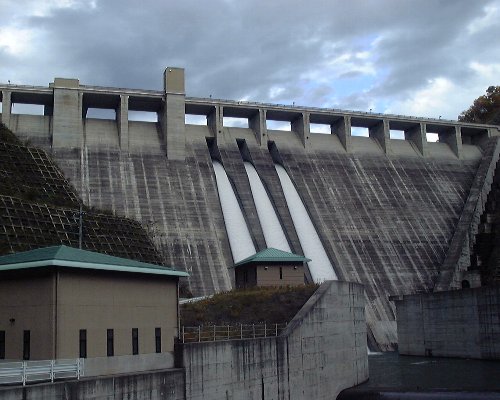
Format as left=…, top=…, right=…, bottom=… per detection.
left=0, top=359, right=84, bottom=386
left=181, top=323, right=287, bottom=343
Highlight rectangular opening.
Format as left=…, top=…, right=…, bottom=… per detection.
left=279, top=266, right=283, bottom=280
left=23, top=330, right=30, bottom=360
left=128, top=110, right=158, bottom=122
left=79, top=329, right=87, bottom=358
left=390, top=129, right=405, bottom=140
left=12, top=104, right=44, bottom=116
left=266, top=120, right=291, bottom=131
left=223, top=116, right=249, bottom=128
left=132, top=328, right=139, bottom=355
left=310, top=123, right=331, bottom=134
left=107, top=329, right=114, bottom=357
left=86, top=108, right=116, bottom=120
left=185, top=114, right=206, bottom=125
left=155, top=328, right=161, bottom=353
left=0, top=330, right=5, bottom=359
left=351, top=127, right=369, bottom=137
left=426, top=132, right=439, bottom=142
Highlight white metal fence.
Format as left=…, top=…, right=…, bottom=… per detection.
left=181, top=323, right=287, bottom=343
left=0, top=359, right=84, bottom=386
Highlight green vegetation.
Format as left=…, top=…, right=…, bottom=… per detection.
left=0, top=123, right=80, bottom=208
left=459, top=86, right=500, bottom=125
left=0, top=123, right=165, bottom=266
left=180, top=284, right=319, bottom=326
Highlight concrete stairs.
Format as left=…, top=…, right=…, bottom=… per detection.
left=470, top=156, right=500, bottom=285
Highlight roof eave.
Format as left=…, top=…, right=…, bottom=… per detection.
left=0, top=259, right=189, bottom=277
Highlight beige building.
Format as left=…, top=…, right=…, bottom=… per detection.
left=234, top=248, right=310, bottom=289
left=0, top=245, right=188, bottom=361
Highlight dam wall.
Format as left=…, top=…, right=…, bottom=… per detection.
left=396, top=286, right=500, bottom=359
left=2, top=70, right=500, bottom=349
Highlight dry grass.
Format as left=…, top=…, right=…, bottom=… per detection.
left=180, top=284, right=319, bottom=326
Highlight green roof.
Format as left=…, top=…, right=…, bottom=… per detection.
left=0, top=245, right=189, bottom=277
left=234, top=248, right=311, bottom=268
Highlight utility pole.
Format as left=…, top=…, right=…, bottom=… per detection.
left=75, top=205, right=86, bottom=249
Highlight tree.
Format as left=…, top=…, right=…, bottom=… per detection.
left=458, top=86, right=500, bottom=125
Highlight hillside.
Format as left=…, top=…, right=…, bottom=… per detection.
left=0, top=123, right=164, bottom=264
left=180, top=284, right=318, bottom=326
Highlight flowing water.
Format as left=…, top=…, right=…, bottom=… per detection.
left=243, top=162, right=291, bottom=252
left=212, top=161, right=256, bottom=262
left=275, top=164, right=337, bottom=282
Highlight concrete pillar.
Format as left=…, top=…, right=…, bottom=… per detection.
left=369, top=119, right=391, bottom=155
left=160, top=67, right=186, bottom=160
left=207, top=105, right=223, bottom=139
left=332, top=116, right=352, bottom=152
left=438, top=126, right=462, bottom=159
left=51, top=78, right=84, bottom=149
left=404, top=123, right=428, bottom=157
left=1, top=90, right=11, bottom=129
left=249, top=109, right=267, bottom=147
left=117, top=95, right=129, bottom=152
left=44, top=105, right=53, bottom=116
left=291, top=112, right=310, bottom=148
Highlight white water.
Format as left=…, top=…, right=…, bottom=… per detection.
left=212, top=161, right=256, bottom=262
left=275, top=164, right=338, bottom=282
left=243, top=162, right=291, bottom=252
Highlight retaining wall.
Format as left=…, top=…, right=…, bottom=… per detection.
left=178, top=280, right=368, bottom=400
left=0, top=369, right=185, bottom=400
left=396, top=286, right=500, bottom=359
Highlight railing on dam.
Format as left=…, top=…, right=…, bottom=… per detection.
left=0, top=358, right=84, bottom=386
left=181, top=323, right=287, bottom=343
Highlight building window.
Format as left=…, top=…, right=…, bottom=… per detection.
left=132, top=328, right=139, bottom=355
left=155, top=328, right=161, bottom=353
left=79, top=329, right=87, bottom=358
left=107, top=329, right=114, bottom=357
left=0, top=331, right=5, bottom=359
left=279, top=267, right=283, bottom=280
left=23, top=330, right=30, bottom=360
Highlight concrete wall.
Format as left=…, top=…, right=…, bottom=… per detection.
left=235, top=264, right=304, bottom=288
left=56, top=269, right=178, bottom=358
left=435, top=137, right=500, bottom=291
left=0, top=270, right=54, bottom=360
left=83, top=352, right=175, bottom=377
left=178, top=281, right=368, bottom=400
left=256, top=264, right=304, bottom=286
left=0, top=268, right=178, bottom=360
left=397, top=286, right=500, bottom=359
left=0, top=369, right=185, bottom=400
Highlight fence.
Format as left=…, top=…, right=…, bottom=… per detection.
left=181, top=323, right=287, bottom=343
left=0, top=358, right=84, bottom=386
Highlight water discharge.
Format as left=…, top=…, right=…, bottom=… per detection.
left=275, top=164, right=338, bottom=282
left=243, top=162, right=291, bottom=252
left=212, top=161, right=256, bottom=262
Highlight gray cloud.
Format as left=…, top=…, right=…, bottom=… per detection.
left=1, top=0, right=499, bottom=117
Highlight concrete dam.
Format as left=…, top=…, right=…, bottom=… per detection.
left=1, top=68, right=499, bottom=350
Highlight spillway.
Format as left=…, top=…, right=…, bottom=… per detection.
left=212, top=161, right=256, bottom=262
left=243, top=162, right=291, bottom=252
left=275, top=164, right=338, bottom=282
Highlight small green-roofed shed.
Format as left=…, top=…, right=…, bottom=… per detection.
left=233, top=248, right=310, bottom=288
left=0, top=245, right=187, bottom=361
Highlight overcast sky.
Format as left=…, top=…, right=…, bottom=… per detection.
left=1, top=0, right=499, bottom=121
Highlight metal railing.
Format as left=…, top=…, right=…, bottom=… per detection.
left=181, top=323, right=287, bottom=343
left=0, top=358, right=84, bottom=386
